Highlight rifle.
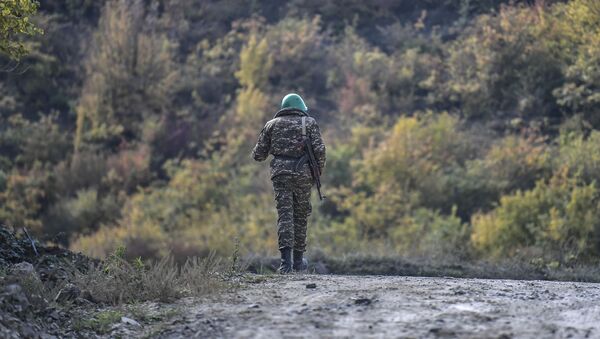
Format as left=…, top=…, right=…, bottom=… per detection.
left=301, top=117, right=325, bottom=200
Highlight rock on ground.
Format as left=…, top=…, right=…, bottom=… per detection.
left=0, top=226, right=95, bottom=338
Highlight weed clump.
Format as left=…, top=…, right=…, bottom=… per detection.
left=74, top=248, right=224, bottom=304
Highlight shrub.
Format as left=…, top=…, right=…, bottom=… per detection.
left=546, top=0, right=600, bottom=127
left=0, top=114, right=70, bottom=169
left=557, top=130, right=600, bottom=185
left=104, top=145, right=152, bottom=193
left=70, top=219, right=168, bottom=260
left=390, top=207, right=469, bottom=259
left=0, top=165, right=52, bottom=234
left=471, top=170, right=600, bottom=262
left=44, top=188, right=121, bottom=244
left=16, top=114, right=71, bottom=167
left=266, top=17, right=330, bottom=100
left=464, top=133, right=553, bottom=211
left=356, top=112, right=477, bottom=212
left=445, top=5, right=563, bottom=120
left=52, top=151, right=108, bottom=196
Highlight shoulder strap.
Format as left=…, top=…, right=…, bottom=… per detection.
left=301, top=116, right=307, bottom=137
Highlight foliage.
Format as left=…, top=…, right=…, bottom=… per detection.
left=472, top=170, right=600, bottom=261
left=356, top=112, right=477, bottom=213
left=75, top=0, right=176, bottom=150
left=445, top=5, right=563, bottom=120
left=547, top=0, right=600, bottom=127
left=73, top=310, right=123, bottom=335
left=4, top=0, right=600, bottom=265
left=0, top=0, right=43, bottom=60
left=557, top=131, right=600, bottom=185
left=0, top=164, right=50, bottom=233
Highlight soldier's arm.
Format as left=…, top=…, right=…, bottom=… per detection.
left=308, top=118, right=326, bottom=170
left=252, top=119, right=275, bottom=162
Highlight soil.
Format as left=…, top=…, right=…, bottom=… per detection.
left=153, top=274, right=600, bottom=338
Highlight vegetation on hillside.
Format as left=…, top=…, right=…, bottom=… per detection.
left=0, top=0, right=43, bottom=60
left=1, top=0, right=600, bottom=269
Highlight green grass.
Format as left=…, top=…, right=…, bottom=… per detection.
left=73, top=310, right=123, bottom=334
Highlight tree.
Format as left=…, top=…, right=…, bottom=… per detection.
left=220, top=32, right=273, bottom=164
left=0, top=0, right=43, bottom=60
left=75, top=0, right=175, bottom=151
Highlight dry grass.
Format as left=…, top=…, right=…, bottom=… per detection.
left=74, top=252, right=225, bottom=305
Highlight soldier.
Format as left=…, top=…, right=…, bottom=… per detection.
left=252, top=93, right=326, bottom=273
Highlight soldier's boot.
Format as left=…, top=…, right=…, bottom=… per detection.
left=293, top=250, right=308, bottom=272
left=278, top=247, right=292, bottom=274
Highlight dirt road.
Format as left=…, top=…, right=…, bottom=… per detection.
left=156, top=274, right=600, bottom=338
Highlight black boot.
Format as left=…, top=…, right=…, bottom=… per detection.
left=278, top=247, right=292, bottom=274
left=293, top=250, right=308, bottom=272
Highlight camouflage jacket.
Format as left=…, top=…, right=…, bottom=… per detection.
left=252, top=108, right=326, bottom=179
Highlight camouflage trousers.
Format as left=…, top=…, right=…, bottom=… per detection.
left=272, top=173, right=313, bottom=251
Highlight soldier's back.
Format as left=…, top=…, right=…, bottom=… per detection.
left=269, top=115, right=307, bottom=158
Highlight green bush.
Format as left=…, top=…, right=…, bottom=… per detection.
left=463, top=134, right=553, bottom=214
left=472, top=170, right=600, bottom=262
left=546, top=0, right=600, bottom=127
left=445, top=5, right=563, bottom=120
left=356, top=112, right=478, bottom=212
left=557, top=130, right=600, bottom=185
left=44, top=188, right=121, bottom=244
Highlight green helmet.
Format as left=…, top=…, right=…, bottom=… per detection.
left=281, top=93, right=308, bottom=113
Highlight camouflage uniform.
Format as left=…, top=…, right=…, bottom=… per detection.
left=252, top=108, right=326, bottom=252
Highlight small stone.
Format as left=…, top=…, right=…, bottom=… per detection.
left=354, top=298, right=372, bottom=306
left=306, top=283, right=317, bottom=289
left=248, top=304, right=260, bottom=309
left=10, top=262, right=36, bottom=277
left=1, top=283, right=31, bottom=314
left=121, top=316, right=141, bottom=327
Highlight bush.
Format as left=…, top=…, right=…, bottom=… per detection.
left=390, top=207, right=470, bottom=259
left=557, top=130, right=600, bottom=185
left=0, top=114, right=70, bottom=169
left=0, top=165, right=52, bottom=234
left=471, top=170, right=600, bottom=262
left=52, top=151, right=108, bottom=196
left=356, top=112, right=478, bottom=212
left=445, top=5, right=563, bottom=120
left=44, top=188, right=121, bottom=244
left=463, top=133, right=553, bottom=213
left=70, top=218, right=168, bottom=260
left=546, top=0, right=600, bottom=127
